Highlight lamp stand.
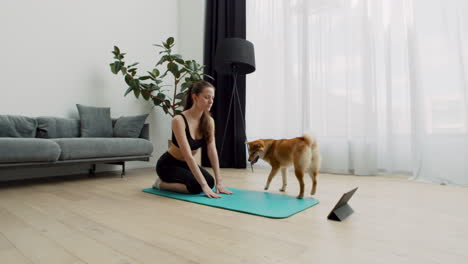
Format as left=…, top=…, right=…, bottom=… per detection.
left=219, top=65, right=247, bottom=162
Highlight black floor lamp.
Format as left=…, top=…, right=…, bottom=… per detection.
left=214, top=38, right=256, bottom=160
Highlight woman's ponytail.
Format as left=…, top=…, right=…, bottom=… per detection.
left=183, top=84, right=195, bottom=111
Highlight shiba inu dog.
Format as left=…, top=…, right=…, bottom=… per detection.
left=246, top=135, right=321, bottom=199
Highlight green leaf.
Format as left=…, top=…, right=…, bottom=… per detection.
left=148, top=84, right=159, bottom=91
left=162, top=105, right=169, bottom=114
left=128, top=62, right=139, bottom=67
left=139, top=76, right=151, bottom=80
left=157, top=92, right=166, bottom=100
left=152, top=69, right=160, bottom=77
left=159, top=70, right=168, bottom=78
left=167, top=62, right=178, bottom=73
left=156, top=55, right=168, bottom=66
left=167, top=37, right=174, bottom=46
left=186, top=61, right=195, bottom=70
left=153, top=98, right=163, bottom=106
left=124, top=74, right=133, bottom=86
left=115, top=61, right=122, bottom=73
left=141, top=90, right=150, bottom=100
left=121, top=67, right=127, bottom=75
left=133, top=88, right=140, bottom=98
left=175, top=93, right=186, bottom=100
left=114, top=46, right=120, bottom=54
left=172, top=54, right=183, bottom=64
left=190, top=73, right=201, bottom=80
left=153, top=44, right=164, bottom=48
left=124, top=87, right=133, bottom=96
left=181, top=81, right=192, bottom=90
left=110, top=63, right=117, bottom=74
left=193, top=61, right=199, bottom=71
left=131, top=79, right=140, bottom=89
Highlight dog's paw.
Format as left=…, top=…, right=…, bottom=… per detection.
left=264, top=186, right=269, bottom=191
left=279, top=187, right=286, bottom=192
left=296, top=194, right=304, bottom=199
left=310, top=191, right=316, bottom=195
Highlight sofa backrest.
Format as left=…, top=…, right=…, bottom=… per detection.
left=36, top=117, right=81, bottom=138
left=0, top=115, right=38, bottom=138
left=0, top=115, right=150, bottom=140
left=36, top=117, right=150, bottom=140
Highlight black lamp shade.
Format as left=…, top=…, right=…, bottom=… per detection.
left=215, top=38, right=256, bottom=75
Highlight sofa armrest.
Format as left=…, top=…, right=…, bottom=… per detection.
left=139, top=123, right=150, bottom=141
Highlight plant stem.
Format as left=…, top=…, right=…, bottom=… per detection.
left=172, top=76, right=177, bottom=116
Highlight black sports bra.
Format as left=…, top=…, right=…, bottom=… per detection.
left=171, top=114, right=206, bottom=150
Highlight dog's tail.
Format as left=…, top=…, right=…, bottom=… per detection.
left=303, top=133, right=321, bottom=172
left=302, top=133, right=318, bottom=149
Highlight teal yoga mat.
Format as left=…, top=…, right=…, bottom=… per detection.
left=142, top=187, right=319, bottom=219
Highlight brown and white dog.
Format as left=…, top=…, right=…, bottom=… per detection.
left=246, top=135, right=321, bottom=199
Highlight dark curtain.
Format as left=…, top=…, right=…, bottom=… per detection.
left=201, top=0, right=247, bottom=168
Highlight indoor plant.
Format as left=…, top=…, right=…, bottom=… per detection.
left=109, top=37, right=213, bottom=117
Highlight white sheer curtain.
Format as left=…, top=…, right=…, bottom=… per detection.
left=246, top=0, right=468, bottom=185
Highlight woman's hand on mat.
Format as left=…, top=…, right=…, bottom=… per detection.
left=202, top=185, right=222, bottom=198
left=216, top=184, right=233, bottom=195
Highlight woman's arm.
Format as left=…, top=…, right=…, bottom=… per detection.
left=206, top=135, right=221, bottom=183
left=206, top=117, right=233, bottom=194
left=172, top=116, right=221, bottom=198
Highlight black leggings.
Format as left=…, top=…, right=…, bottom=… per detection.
left=155, top=152, right=215, bottom=194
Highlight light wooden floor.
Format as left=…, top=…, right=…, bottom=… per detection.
left=0, top=167, right=467, bottom=264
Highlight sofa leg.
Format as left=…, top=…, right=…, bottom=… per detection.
left=121, top=162, right=126, bottom=178
left=88, top=164, right=96, bottom=177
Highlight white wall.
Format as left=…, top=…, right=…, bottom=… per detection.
left=0, top=0, right=206, bottom=177
left=178, top=0, right=206, bottom=65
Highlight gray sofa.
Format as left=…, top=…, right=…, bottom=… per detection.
left=0, top=115, right=153, bottom=180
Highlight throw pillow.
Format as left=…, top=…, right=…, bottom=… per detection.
left=113, top=114, right=149, bottom=138
left=76, top=104, right=113, bottom=137
left=0, top=115, right=37, bottom=138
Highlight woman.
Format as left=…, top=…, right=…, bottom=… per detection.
left=153, top=80, right=233, bottom=198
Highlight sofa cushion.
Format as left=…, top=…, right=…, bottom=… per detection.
left=36, top=117, right=81, bottom=138
left=0, top=138, right=60, bottom=163
left=113, top=114, right=149, bottom=138
left=0, top=115, right=37, bottom=138
left=51, top=138, right=153, bottom=160
left=76, top=104, right=113, bottom=137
